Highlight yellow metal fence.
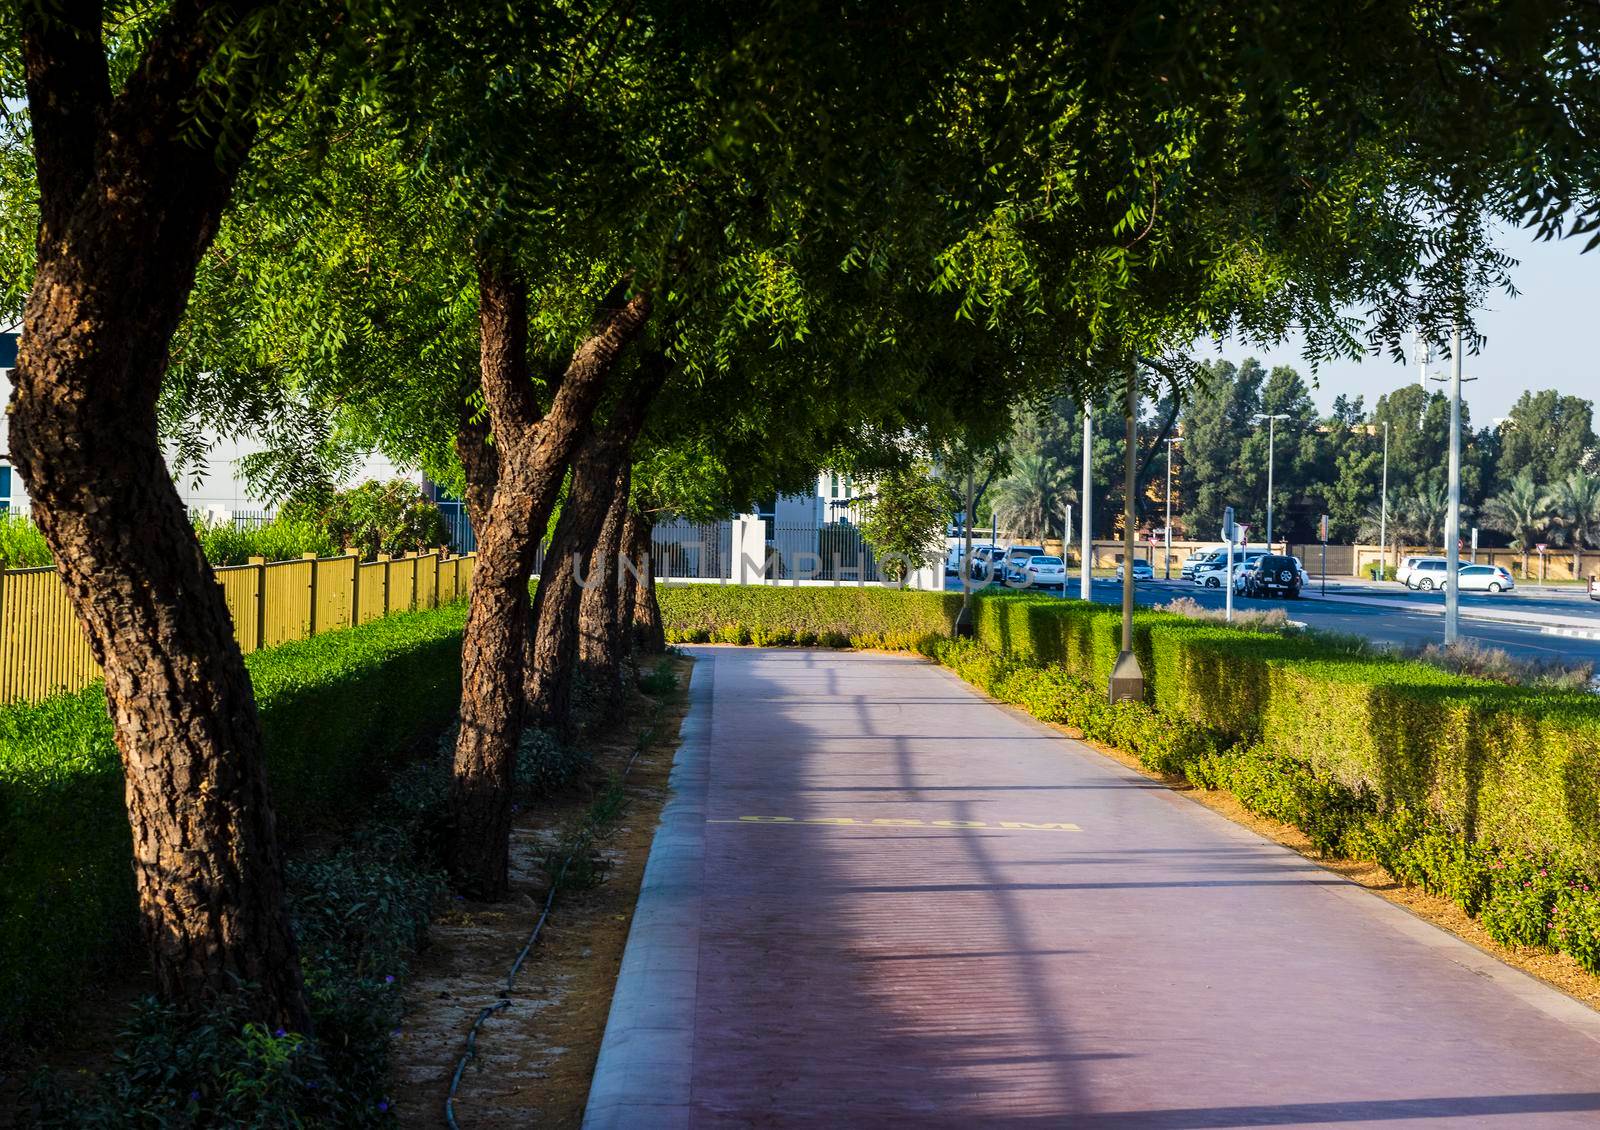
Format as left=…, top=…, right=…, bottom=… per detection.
left=0, top=550, right=477, bottom=705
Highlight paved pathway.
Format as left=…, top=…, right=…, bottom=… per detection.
left=586, top=647, right=1600, bottom=1128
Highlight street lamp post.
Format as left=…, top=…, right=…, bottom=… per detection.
left=1444, top=326, right=1463, bottom=644
left=1163, top=437, right=1182, bottom=580
left=1428, top=327, right=1475, bottom=645
left=1080, top=403, right=1093, bottom=601
left=1379, top=421, right=1389, bottom=581
left=1252, top=413, right=1289, bottom=550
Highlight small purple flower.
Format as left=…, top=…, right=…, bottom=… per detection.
left=189, top=1091, right=200, bottom=1102
left=378, top=1100, right=390, bottom=1113
left=274, top=1027, right=287, bottom=1038
left=391, top=1028, right=402, bottom=1038
left=385, top=974, right=395, bottom=984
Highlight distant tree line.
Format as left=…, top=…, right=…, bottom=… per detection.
left=987, top=362, right=1600, bottom=556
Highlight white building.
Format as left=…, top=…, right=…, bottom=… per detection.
left=1, top=327, right=418, bottom=519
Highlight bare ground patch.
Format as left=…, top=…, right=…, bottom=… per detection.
left=390, top=655, right=692, bottom=1128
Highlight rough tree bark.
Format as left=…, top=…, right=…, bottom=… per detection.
left=8, top=1, right=310, bottom=1027
left=616, top=508, right=643, bottom=660
left=577, top=461, right=632, bottom=719
left=525, top=359, right=666, bottom=734
left=630, top=510, right=668, bottom=653
left=449, top=264, right=650, bottom=898
left=525, top=438, right=624, bottom=736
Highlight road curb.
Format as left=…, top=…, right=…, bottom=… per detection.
left=582, top=654, right=712, bottom=1129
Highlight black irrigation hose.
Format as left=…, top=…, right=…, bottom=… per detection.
left=443, top=724, right=656, bottom=1129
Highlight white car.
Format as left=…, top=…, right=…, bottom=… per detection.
left=1405, top=559, right=1450, bottom=590
left=1008, top=554, right=1066, bottom=587
left=1115, top=559, right=1154, bottom=582
left=1396, top=555, right=1444, bottom=587
left=947, top=543, right=996, bottom=575
left=1193, top=550, right=1266, bottom=588
left=1457, top=564, right=1515, bottom=593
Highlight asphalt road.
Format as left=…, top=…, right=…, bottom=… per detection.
left=588, top=648, right=1600, bottom=1126
left=943, top=573, right=1600, bottom=668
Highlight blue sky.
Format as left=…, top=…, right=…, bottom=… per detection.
left=1210, top=227, right=1599, bottom=425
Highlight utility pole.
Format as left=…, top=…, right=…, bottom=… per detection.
left=1253, top=413, right=1289, bottom=549
left=1443, top=325, right=1463, bottom=644
left=960, top=469, right=974, bottom=631
left=1163, top=437, right=1182, bottom=580
left=1080, top=403, right=1093, bottom=601
left=1428, top=326, right=1475, bottom=643
left=1379, top=420, right=1389, bottom=580
left=1109, top=367, right=1144, bottom=703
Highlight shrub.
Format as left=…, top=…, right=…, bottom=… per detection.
left=0, top=512, right=53, bottom=568
left=285, top=480, right=449, bottom=560
left=191, top=514, right=340, bottom=566
left=657, top=584, right=959, bottom=651
left=0, top=600, right=470, bottom=1041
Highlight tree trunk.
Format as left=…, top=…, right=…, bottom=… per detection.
left=449, top=265, right=651, bottom=898
left=525, top=360, right=667, bottom=734
left=578, top=462, right=632, bottom=719
left=616, top=508, right=643, bottom=660
left=525, top=440, right=623, bottom=736
left=8, top=2, right=311, bottom=1028
left=631, top=511, right=668, bottom=654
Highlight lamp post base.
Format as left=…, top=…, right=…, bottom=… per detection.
left=1108, top=649, right=1145, bottom=704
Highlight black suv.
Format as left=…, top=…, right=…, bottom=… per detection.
left=1247, top=554, right=1302, bottom=598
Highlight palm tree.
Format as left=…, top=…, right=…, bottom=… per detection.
left=1481, top=468, right=1552, bottom=576
left=1544, top=468, right=1600, bottom=576
left=992, top=452, right=1065, bottom=542
left=1394, top=482, right=1451, bottom=551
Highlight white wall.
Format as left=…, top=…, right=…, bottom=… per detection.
left=0, top=363, right=413, bottom=516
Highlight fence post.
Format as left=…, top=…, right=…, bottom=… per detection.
left=411, top=550, right=420, bottom=611
left=248, top=555, right=267, bottom=651
left=0, top=564, right=7, bottom=701
left=304, top=553, right=319, bottom=637
left=349, top=553, right=361, bottom=628
left=377, top=553, right=392, bottom=616
left=433, top=548, right=442, bottom=608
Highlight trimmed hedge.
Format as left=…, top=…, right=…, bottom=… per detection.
left=968, top=593, right=1600, bottom=875
left=0, top=601, right=469, bottom=1041
left=658, top=583, right=960, bottom=650
left=664, top=584, right=1600, bottom=973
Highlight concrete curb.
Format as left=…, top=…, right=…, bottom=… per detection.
left=581, top=655, right=713, bottom=1129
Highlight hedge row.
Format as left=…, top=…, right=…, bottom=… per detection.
left=657, top=583, right=960, bottom=651
left=968, top=593, right=1600, bottom=876
left=0, top=601, right=470, bottom=1040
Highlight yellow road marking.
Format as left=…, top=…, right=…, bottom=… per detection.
left=708, top=815, right=1081, bottom=832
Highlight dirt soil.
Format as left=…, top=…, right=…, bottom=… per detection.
left=1033, top=712, right=1600, bottom=1013
left=389, top=655, right=692, bottom=1128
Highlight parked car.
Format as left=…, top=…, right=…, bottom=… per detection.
left=1396, top=555, right=1444, bottom=586
left=969, top=545, right=1002, bottom=580
left=1007, top=554, right=1066, bottom=587
left=1180, top=546, right=1228, bottom=581
left=1243, top=553, right=1303, bottom=598
left=1590, top=576, right=1600, bottom=602
left=1405, top=559, right=1450, bottom=590
left=1457, top=564, right=1516, bottom=593
left=1193, top=550, right=1265, bottom=588
left=1114, top=559, right=1154, bottom=582
left=998, top=544, right=1046, bottom=582
left=947, top=543, right=995, bottom=575
left=1289, top=555, right=1313, bottom=589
